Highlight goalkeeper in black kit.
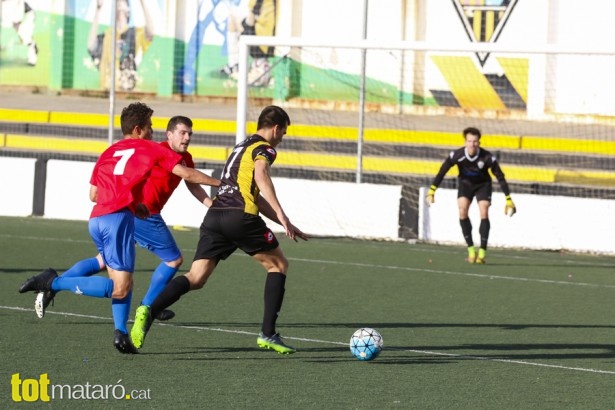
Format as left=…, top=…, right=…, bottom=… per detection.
left=425, top=127, right=516, bottom=264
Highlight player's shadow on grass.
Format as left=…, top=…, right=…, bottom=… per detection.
left=142, top=346, right=307, bottom=359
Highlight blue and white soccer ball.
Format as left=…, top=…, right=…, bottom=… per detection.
left=349, top=327, right=383, bottom=361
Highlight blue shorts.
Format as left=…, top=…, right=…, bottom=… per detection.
left=134, top=213, right=181, bottom=262
left=89, top=209, right=135, bottom=272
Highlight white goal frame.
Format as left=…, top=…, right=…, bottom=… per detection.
left=236, top=36, right=615, bottom=181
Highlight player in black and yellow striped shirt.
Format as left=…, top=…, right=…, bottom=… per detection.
left=131, top=105, right=308, bottom=354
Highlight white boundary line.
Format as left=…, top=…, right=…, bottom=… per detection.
left=2, top=305, right=615, bottom=376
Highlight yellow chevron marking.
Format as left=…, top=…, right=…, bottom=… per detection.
left=497, top=57, right=528, bottom=102
left=431, top=55, right=505, bottom=110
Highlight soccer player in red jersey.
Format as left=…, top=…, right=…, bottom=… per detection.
left=33, top=116, right=212, bottom=323
left=19, top=103, right=220, bottom=354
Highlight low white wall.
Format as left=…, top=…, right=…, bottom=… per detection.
left=44, top=160, right=217, bottom=227
left=419, top=186, right=615, bottom=254
left=7, top=157, right=613, bottom=252
left=0, top=157, right=36, bottom=217
left=2, top=158, right=402, bottom=240
left=263, top=178, right=402, bottom=239
left=45, top=160, right=95, bottom=221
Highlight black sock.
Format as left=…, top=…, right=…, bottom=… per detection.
left=460, top=218, right=473, bottom=247
left=479, top=218, right=490, bottom=250
left=262, top=272, right=286, bottom=337
left=150, top=276, right=190, bottom=318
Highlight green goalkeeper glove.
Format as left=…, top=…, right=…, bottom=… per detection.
left=425, top=185, right=437, bottom=206
left=505, top=195, right=516, bottom=217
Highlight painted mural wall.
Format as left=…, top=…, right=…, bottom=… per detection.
left=1, top=0, right=614, bottom=116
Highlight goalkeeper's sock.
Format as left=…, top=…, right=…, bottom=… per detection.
left=479, top=218, right=490, bottom=249
left=62, top=257, right=102, bottom=278
left=51, top=276, right=113, bottom=298
left=460, top=218, right=473, bottom=247
left=141, top=262, right=179, bottom=307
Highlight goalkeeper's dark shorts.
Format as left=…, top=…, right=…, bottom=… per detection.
left=193, top=208, right=279, bottom=262
left=457, top=179, right=492, bottom=202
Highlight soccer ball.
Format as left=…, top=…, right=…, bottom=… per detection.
left=349, top=327, right=383, bottom=361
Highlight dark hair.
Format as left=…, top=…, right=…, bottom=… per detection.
left=166, top=115, right=193, bottom=132
left=463, top=126, right=481, bottom=139
left=257, top=105, right=291, bottom=130
left=120, top=102, right=154, bottom=135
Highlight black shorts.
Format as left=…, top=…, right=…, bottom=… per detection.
left=457, top=179, right=492, bottom=202
left=194, top=209, right=279, bottom=262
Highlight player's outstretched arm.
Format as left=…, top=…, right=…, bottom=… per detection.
left=186, top=181, right=213, bottom=207
left=254, top=160, right=308, bottom=242
left=257, top=195, right=308, bottom=241
left=172, top=165, right=220, bottom=187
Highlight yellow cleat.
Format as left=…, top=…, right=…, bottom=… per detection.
left=466, top=246, right=476, bottom=264
left=475, top=248, right=487, bottom=264
left=257, top=332, right=296, bottom=354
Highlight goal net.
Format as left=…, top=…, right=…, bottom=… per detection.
left=235, top=36, right=615, bottom=202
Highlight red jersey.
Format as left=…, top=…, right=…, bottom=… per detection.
left=89, top=138, right=182, bottom=218
left=140, top=141, right=195, bottom=214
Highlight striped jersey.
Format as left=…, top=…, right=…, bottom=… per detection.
left=213, top=134, right=277, bottom=215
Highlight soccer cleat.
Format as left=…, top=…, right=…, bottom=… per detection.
left=466, top=246, right=476, bottom=264
left=475, top=248, right=487, bottom=264
left=156, top=309, right=175, bottom=321
left=19, top=268, right=58, bottom=293
left=114, top=330, right=139, bottom=354
left=34, top=290, right=56, bottom=319
left=130, top=305, right=154, bottom=349
left=257, top=332, right=296, bottom=354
